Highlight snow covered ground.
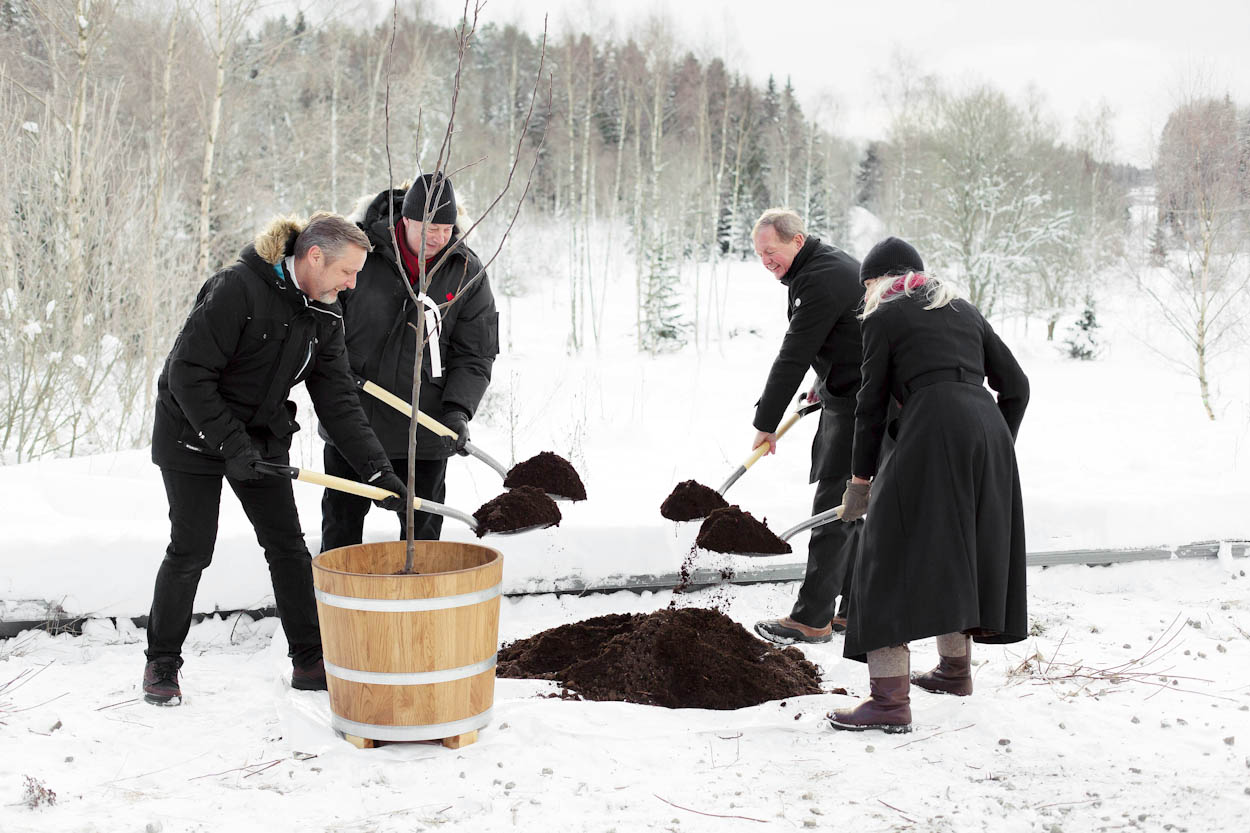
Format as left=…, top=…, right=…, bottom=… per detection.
left=3, top=558, right=1248, bottom=832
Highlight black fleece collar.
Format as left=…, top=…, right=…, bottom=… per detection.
left=780, top=236, right=822, bottom=286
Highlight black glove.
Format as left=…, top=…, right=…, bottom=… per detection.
left=222, top=435, right=263, bottom=482
left=440, top=410, right=471, bottom=456
left=840, top=479, right=870, bottom=523
left=368, top=469, right=408, bottom=512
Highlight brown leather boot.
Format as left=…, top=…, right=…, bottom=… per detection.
left=292, top=658, right=328, bottom=691
left=753, top=617, right=833, bottom=645
left=828, top=675, right=912, bottom=733
left=913, top=634, right=973, bottom=696
left=912, top=654, right=972, bottom=696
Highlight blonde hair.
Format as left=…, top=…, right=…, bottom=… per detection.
left=861, top=271, right=959, bottom=319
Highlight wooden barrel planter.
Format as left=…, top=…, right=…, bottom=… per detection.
left=311, top=540, right=503, bottom=749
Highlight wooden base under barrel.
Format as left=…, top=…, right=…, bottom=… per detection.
left=312, top=540, right=503, bottom=748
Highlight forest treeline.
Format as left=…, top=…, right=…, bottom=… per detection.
left=1, top=0, right=1246, bottom=460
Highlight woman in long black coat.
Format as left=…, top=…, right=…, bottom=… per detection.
left=829, top=237, right=1029, bottom=734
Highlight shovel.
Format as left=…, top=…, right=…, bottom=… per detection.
left=356, top=378, right=579, bottom=502
left=717, top=400, right=822, bottom=496
left=722, top=504, right=846, bottom=558
left=252, top=461, right=546, bottom=536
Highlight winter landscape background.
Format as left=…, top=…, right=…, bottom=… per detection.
left=2, top=1, right=1249, bottom=831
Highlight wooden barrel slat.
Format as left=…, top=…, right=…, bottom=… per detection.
left=327, top=669, right=497, bottom=728
left=312, top=541, right=502, bottom=742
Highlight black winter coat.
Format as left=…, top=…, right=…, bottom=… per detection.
left=844, top=294, right=1030, bottom=660
left=152, top=218, right=391, bottom=479
left=752, top=237, right=864, bottom=483
left=320, top=188, right=499, bottom=459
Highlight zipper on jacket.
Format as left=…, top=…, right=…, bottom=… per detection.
left=294, top=338, right=316, bottom=380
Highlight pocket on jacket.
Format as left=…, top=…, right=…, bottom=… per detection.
left=457, top=312, right=500, bottom=357
left=240, top=316, right=289, bottom=351
left=176, top=422, right=219, bottom=457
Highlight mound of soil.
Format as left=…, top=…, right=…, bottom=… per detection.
left=473, top=485, right=561, bottom=536
left=694, top=505, right=791, bottom=555
left=498, top=608, right=822, bottom=709
left=503, top=452, right=587, bottom=501
left=660, top=479, right=729, bottom=521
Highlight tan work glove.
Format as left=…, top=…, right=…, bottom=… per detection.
left=840, top=479, right=870, bottom=522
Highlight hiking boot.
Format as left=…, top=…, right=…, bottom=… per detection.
left=828, top=676, right=912, bottom=734
left=912, top=653, right=973, bottom=696
left=292, top=658, right=328, bottom=691
left=753, top=617, right=833, bottom=645
left=143, top=658, right=182, bottom=706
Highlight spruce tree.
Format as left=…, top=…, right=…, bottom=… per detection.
left=1063, top=297, right=1100, bottom=360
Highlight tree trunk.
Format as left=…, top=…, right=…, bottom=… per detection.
left=67, top=0, right=91, bottom=343
left=141, top=8, right=180, bottom=441
left=196, top=0, right=228, bottom=277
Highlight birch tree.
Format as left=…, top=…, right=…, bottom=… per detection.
left=1146, top=95, right=1249, bottom=420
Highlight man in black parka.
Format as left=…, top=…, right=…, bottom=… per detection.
left=318, top=173, right=499, bottom=548
left=145, top=213, right=407, bottom=706
left=749, top=208, right=869, bottom=646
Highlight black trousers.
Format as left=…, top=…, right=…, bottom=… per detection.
left=146, top=469, right=321, bottom=667
left=789, top=477, right=859, bottom=627
left=319, top=444, right=449, bottom=551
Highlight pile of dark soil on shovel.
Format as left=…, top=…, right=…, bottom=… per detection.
left=473, top=486, right=561, bottom=536
left=695, top=505, right=791, bottom=555
left=660, top=479, right=729, bottom=521
left=497, top=608, right=822, bottom=709
left=503, top=452, right=587, bottom=501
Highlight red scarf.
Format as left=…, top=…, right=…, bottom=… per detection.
left=395, top=217, right=441, bottom=286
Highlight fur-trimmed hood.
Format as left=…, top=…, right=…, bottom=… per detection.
left=253, top=215, right=305, bottom=265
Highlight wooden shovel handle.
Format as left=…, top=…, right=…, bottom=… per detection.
left=743, top=408, right=804, bottom=470
left=289, top=466, right=425, bottom=510
left=359, top=379, right=457, bottom=439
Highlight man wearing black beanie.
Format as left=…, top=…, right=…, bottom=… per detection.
left=318, top=172, right=499, bottom=548
left=749, top=208, right=873, bottom=646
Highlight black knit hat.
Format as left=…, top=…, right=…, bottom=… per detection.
left=401, top=173, right=458, bottom=224
left=860, top=236, right=924, bottom=284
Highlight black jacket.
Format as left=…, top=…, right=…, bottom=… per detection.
left=320, top=188, right=499, bottom=459
left=852, top=296, right=1029, bottom=477
left=753, top=237, right=864, bottom=435
left=152, top=217, right=391, bottom=478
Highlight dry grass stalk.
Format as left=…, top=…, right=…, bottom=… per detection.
left=1008, top=613, right=1232, bottom=700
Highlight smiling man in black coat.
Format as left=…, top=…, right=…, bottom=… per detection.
left=318, top=173, right=499, bottom=549
left=749, top=208, right=869, bottom=646
left=145, top=213, right=407, bottom=706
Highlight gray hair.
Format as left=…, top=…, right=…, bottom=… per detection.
left=752, top=208, right=806, bottom=243
left=295, top=211, right=372, bottom=262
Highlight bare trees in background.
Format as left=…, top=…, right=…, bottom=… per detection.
left=0, top=1, right=1245, bottom=456
left=1147, top=95, right=1250, bottom=420
left=0, top=0, right=179, bottom=461
left=860, top=80, right=1136, bottom=335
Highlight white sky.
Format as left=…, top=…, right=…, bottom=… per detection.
left=384, top=0, right=1250, bottom=168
